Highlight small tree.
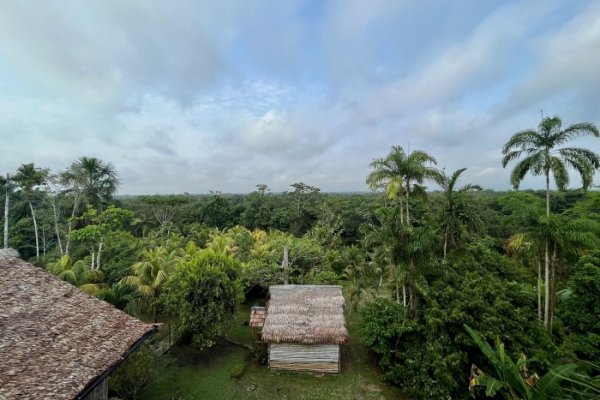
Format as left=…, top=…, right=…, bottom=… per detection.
left=161, top=248, right=242, bottom=348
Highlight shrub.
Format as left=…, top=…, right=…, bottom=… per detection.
left=229, top=362, right=246, bottom=379
left=109, top=344, right=172, bottom=400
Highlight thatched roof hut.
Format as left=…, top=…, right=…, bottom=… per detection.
left=0, top=251, right=157, bottom=400
left=261, top=285, right=347, bottom=373
left=249, top=306, right=267, bottom=328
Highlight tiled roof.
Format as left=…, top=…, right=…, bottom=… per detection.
left=0, top=256, right=157, bottom=400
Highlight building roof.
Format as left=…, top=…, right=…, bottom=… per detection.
left=0, top=254, right=157, bottom=400
left=261, top=285, right=348, bottom=345
left=249, top=306, right=267, bottom=328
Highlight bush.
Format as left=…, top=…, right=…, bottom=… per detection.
left=229, top=362, right=246, bottom=379
left=109, top=344, right=172, bottom=400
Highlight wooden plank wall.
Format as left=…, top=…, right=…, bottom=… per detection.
left=82, top=378, right=108, bottom=400
left=269, top=344, right=340, bottom=373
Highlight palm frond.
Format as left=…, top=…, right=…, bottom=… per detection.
left=510, top=153, right=544, bottom=189
left=534, top=364, right=578, bottom=399
left=502, top=129, right=540, bottom=155
left=555, top=122, right=600, bottom=145
left=550, top=157, right=569, bottom=190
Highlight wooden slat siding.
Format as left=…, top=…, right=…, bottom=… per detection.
left=269, top=344, right=340, bottom=373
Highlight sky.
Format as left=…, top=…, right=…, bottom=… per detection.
left=1, top=0, right=599, bottom=194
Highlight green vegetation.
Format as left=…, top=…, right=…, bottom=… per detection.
left=1, top=115, right=599, bottom=399
left=137, top=302, right=397, bottom=400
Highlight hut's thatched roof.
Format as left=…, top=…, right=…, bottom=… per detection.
left=249, top=306, right=267, bottom=328
left=0, top=254, right=157, bottom=400
left=261, top=285, right=348, bottom=345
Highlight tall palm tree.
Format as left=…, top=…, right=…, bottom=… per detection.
left=502, top=116, right=600, bottom=330
left=438, top=168, right=483, bottom=258
left=13, top=163, right=49, bottom=261
left=63, top=157, right=120, bottom=211
left=367, top=145, right=441, bottom=225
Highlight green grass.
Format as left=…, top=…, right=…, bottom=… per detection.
left=139, top=301, right=399, bottom=400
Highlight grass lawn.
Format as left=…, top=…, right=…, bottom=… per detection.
left=139, top=302, right=399, bottom=400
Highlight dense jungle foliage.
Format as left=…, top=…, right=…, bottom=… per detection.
left=2, top=118, right=599, bottom=399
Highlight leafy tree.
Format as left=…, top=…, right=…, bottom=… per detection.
left=12, top=163, right=49, bottom=261
left=161, top=248, right=242, bottom=348
left=240, top=184, right=272, bottom=230
left=200, top=194, right=233, bottom=228
left=502, top=115, right=600, bottom=330
left=559, top=253, right=600, bottom=361
left=360, top=240, right=554, bottom=399
left=71, top=206, right=135, bottom=270
left=287, top=182, right=321, bottom=236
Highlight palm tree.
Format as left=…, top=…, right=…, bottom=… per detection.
left=13, top=163, right=49, bottom=261
left=438, top=168, right=483, bottom=258
left=502, top=116, right=600, bottom=330
left=47, top=254, right=105, bottom=294
left=367, top=145, right=441, bottom=225
left=121, top=246, right=178, bottom=321
left=98, top=284, right=138, bottom=310
left=63, top=157, right=120, bottom=211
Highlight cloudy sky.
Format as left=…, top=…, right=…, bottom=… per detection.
left=1, top=0, right=599, bottom=194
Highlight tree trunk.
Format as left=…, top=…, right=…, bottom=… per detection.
left=543, top=171, right=551, bottom=331
left=405, top=180, right=410, bottom=225
left=544, top=241, right=550, bottom=330
left=42, top=227, right=47, bottom=256
left=91, top=248, right=95, bottom=270
left=3, top=174, right=9, bottom=249
left=399, top=195, right=404, bottom=225
left=65, top=194, right=79, bottom=255
left=29, top=201, right=40, bottom=261
left=50, top=198, right=64, bottom=255
left=281, top=245, right=289, bottom=284
left=550, top=244, right=557, bottom=330
left=402, top=285, right=407, bottom=308
left=443, top=233, right=448, bottom=259
left=96, top=240, right=103, bottom=270
left=537, top=259, right=542, bottom=322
